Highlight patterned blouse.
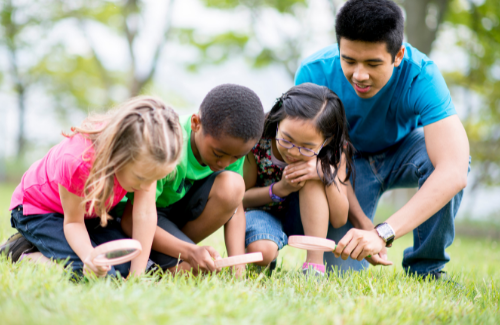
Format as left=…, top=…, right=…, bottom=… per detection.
left=249, top=138, right=287, bottom=213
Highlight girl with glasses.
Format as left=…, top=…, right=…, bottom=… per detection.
left=242, top=83, right=355, bottom=276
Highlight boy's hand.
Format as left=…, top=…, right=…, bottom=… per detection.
left=187, top=245, right=222, bottom=273
left=83, top=255, right=111, bottom=278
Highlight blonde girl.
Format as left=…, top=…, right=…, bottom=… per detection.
left=2, top=96, right=183, bottom=277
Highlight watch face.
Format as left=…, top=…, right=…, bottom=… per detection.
left=376, top=223, right=395, bottom=244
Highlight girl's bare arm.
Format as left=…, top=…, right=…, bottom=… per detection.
left=128, top=181, right=158, bottom=275
left=59, top=185, right=109, bottom=276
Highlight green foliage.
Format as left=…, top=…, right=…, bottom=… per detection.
left=181, top=0, right=308, bottom=78
left=0, top=0, right=57, bottom=88
left=35, top=46, right=126, bottom=112
left=443, top=0, right=500, bottom=185
left=64, top=0, right=125, bottom=28
left=177, top=29, right=250, bottom=71
left=203, top=0, right=306, bottom=13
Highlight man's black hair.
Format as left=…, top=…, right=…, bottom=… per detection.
left=335, top=0, right=404, bottom=61
left=200, top=83, right=265, bottom=142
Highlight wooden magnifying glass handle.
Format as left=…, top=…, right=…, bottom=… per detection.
left=288, top=236, right=372, bottom=258
left=214, top=252, right=263, bottom=268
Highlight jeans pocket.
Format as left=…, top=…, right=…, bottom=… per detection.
left=10, top=212, right=16, bottom=229
left=19, top=213, right=46, bottom=235
left=10, top=207, right=26, bottom=232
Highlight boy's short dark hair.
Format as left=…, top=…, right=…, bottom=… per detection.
left=335, top=0, right=404, bottom=61
left=200, top=84, right=265, bottom=142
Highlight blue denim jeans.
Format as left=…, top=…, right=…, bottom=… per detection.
left=245, top=209, right=289, bottom=250
left=10, top=206, right=131, bottom=277
left=323, top=128, right=471, bottom=275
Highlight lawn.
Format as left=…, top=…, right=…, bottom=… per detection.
left=0, top=183, right=498, bottom=324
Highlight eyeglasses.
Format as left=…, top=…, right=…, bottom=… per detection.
left=275, top=125, right=327, bottom=157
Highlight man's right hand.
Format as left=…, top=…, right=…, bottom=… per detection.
left=83, top=255, right=111, bottom=278
left=186, top=245, right=222, bottom=273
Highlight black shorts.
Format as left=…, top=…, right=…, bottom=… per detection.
left=150, top=170, right=224, bottom=270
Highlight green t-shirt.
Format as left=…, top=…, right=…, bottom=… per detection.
left=127, top=114, right=244, bottom=208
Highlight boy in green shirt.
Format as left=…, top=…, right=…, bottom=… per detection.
left=121, top=84, right=265, bottom=275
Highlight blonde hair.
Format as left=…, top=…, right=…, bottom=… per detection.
left=64, top=96, right=183, bottom=226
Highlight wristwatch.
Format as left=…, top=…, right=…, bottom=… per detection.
left=375, top=223, right=395, bottom=247
left=269, top=182, right=286, bottom=203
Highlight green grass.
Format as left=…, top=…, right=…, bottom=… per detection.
left=0, top=183, right=499, bottom=324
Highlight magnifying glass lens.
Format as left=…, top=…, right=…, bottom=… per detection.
left=102, top=248, right=138, bottom=259
left=91, top=239, right=143, bottom=266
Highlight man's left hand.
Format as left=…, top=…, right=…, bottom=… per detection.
left=334, top=229, right=392, bottom=265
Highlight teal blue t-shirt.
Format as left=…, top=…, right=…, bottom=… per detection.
left=294, top=43, right=456, bottom=153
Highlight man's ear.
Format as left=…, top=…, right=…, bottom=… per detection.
left=191, top=113, right=202, bottom=133
left=394, top=45, right=405, bottom=67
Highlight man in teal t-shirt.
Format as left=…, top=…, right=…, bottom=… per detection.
left=293, top=0, right=470, bottom=279
left=122, top=84, right=265, bottom=274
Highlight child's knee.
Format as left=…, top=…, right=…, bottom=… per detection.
left=247, top=240, right=278, bottom=265
left=212, top=172, right=245, bottom=207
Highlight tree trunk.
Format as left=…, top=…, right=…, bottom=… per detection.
left=402, top=0, right=450, bottom=55
left=16, top=84, right=26, bottom=159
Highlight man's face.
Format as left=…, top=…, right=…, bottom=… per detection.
left=339, top=38, right=404, bottom=99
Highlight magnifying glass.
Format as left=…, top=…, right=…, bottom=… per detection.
left=90, top=239, right=143, bottom=266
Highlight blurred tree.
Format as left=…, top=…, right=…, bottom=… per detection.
left=402, top=0, right=450, bottom=55
left=0, top=0, right=55, bottom=158
left=402, top=0, right=500, bottom=187
left=2, top=0, right=499, bottom=191
left=442, top=0, right=500, bottom=187
left=2, top=0, right=314, bottom=160
left=40, top=0, right=175, bottom=110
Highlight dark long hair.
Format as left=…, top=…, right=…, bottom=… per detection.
left=263, top=83, right=355, bottom=188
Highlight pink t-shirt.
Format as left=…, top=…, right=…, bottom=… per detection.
left=10, top=134, right=127, bottom=218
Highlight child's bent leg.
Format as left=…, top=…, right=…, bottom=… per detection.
left=182, top=171, right=245, bottom=243
left=246, top=240, right=279, bottom=266
left=21, top=252, right=52, bottom=264
left=10, top=207, right=91, bottom=274
left=299, top=180, right=329, bottom=265
left=245, top=210, right=286, bottom=266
